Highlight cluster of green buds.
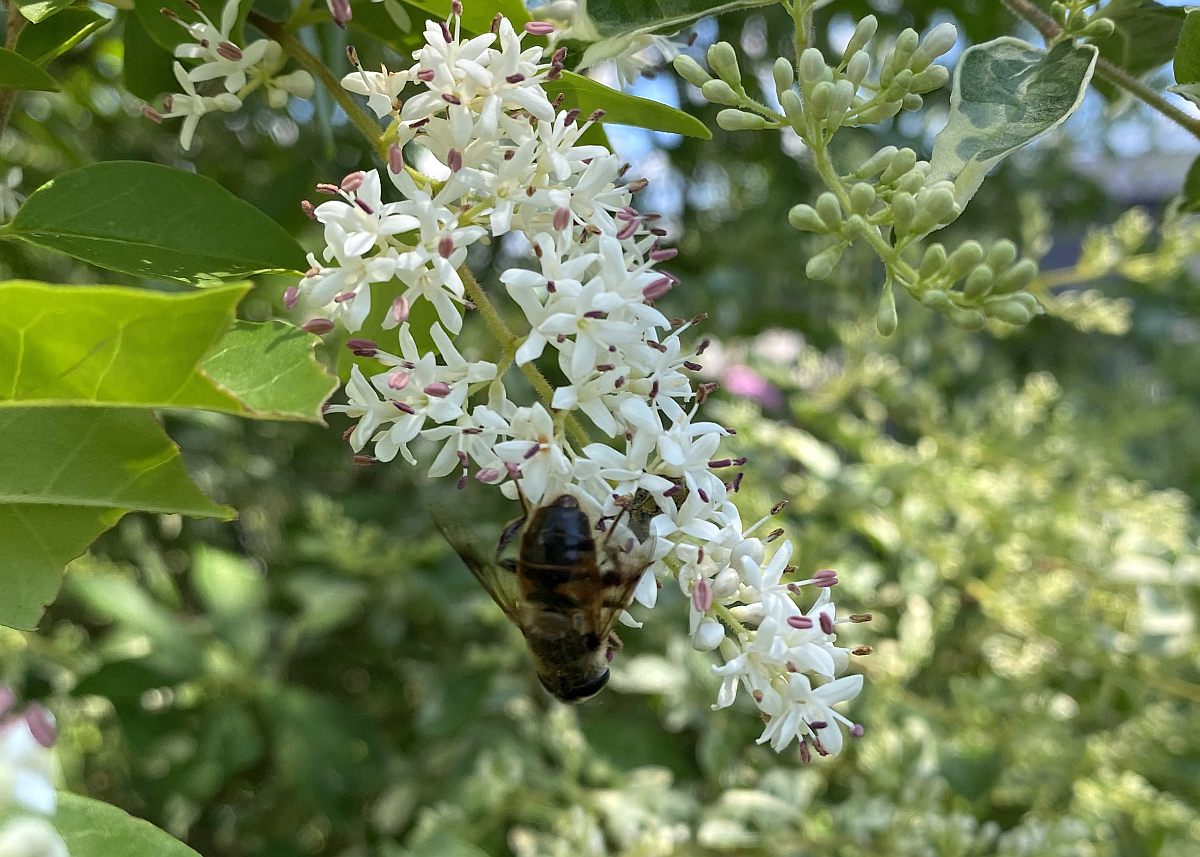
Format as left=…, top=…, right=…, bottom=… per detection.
left=1049, top=1, right=1117, bottom=41
left=910, top=239, right=1041, bottom=330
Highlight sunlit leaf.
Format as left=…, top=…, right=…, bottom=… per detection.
left=545, top=70, right=711, bottom=139
left=16, top=0, right=74, bottom=24
left=0, top=46, right=60, bottom=90
left=54, top=792, right=203, bottom=857
left=15, top=7, right=108, bottom=66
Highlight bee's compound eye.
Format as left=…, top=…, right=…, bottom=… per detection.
left=548, top=669, right=610, bottom=703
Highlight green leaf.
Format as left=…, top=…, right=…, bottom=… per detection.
left=121, top=10, right=178, bottom=103
left=575, top=0, right=774, bottom=69
left=53, top=792, right=202, bottom=857
left=401, top=0, right=529, bottom=34
left=1092, top=2, right=1184, bottom=102
left=545, top=70, right=711, bottom=139
left=1174, top=8, right=1200, bottom=85
left=201, top=320, right=338, bottom=422
left=930, top=38, right=1098, bottom=208
left=16, top=0, right=74, bottom=24
left=1180, top=154, right=1200, bottom=214
left=0, top=281, right=247, bottom=412
left=0, top=46, right=60, bottom=91
left=5, top=161, right=308, bottom=282
left=15, top=8, right=108, bottom=66
left=0, top=407, right=232, bottom=629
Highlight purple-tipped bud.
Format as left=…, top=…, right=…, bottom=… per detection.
left=649, top=246, right=679, bottom=262
left=692, top=578, right=713, bottom=612
left=524, top=21, right=555, bottom=35
left=341, top=170, right=365, bottom=192
left=388, top=144, right=405, bottom=174
left=391, top=295, right=410, bottom=324
left=643, top=277, right=673, bottom=301
left=819, top=613, right=834, bottom=635
left=283, top=286, right=300, bottom=309
left=423, top=382, right=451, bottom=398
left=446, top=148, right=463, bottom=172
left=24, top=705, right=57, bottom=748
left=302, top=318, right=335, bottom=335
left=553, top=207, right=571, bottom=231
left=216, top=41, right=243, bottom=61
left=787, top=615, right=814, bottom=630
left=327, top=0, right=352, bottom=27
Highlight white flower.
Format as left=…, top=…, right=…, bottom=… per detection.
left=314, top=171, right=419, bottom=258
left=160, top=63, right=242, bottom=151
left=493, top=404, right=573, bottom=505
left=755, top=672, right=863, bottom=755
left=0, top=817, right=69, bottom=857
left=0, top=717, right=56, bottom=816
left=341, top=65, right=412, bottom=118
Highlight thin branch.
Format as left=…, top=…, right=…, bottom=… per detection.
left=0, top=2, right=30, bottom=142
left=1000, top=0, right=1200, bottom=141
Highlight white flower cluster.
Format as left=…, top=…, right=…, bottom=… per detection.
left=0, top=689, right=68, bottom=857
left=300, top=6, right=865, bottom=757
left=144, top=0, right=315, bottom=150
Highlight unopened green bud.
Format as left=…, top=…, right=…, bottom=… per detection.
left=877, top=281, right=898, bottom=336
left=884, top=68, right=914, bottom=100
left=919, top=186, right=958, bottom=228
left=947, top=306, right=987, bottom=330
left=701, top=79, right=741, bottom=106
left=843, top=214, right=868, bottom=237
left=1050, top=2, right=1069, bottom=25
left=892, top=192, right=916, bottom=236
left=853, top=146, right=898, bottom=179
left=945, top=240, right=985, bottom=279
left=992, top=258, right=1038, bottom=294
left=880, top=148, right=918, bottom=184
left=811, top=81, right=834, bottom=119
left=920, top=244, right=947, bottom=278
left=832, top=79, right=856, bottom=115
left=816, top=192, right=843, bottom=231
left=963, top=264, right=995, bottom=300
left=910, top=22, right=958, bottom=71
left=799, top=47, right=826, bottom=84
left=910, top=65, right=950, bottom=93
left=1066, top=9, right=1088, bottom=32
left=708, top=41, right=741, bottom=87
left=806, top=244, right=844, bottom=280
left=1082, top=17, right=1115, bottom=39
left=902, top=93, right=923, bottom=111
left=896, top=168, right=927, bottom=195
left=780, top=90, right=804, bottom=122
left=673, top=55, right=713, bottom=88
left=853, top=100, right=903, bottom=125
left=882, top=29, right=919, bottom=85
left=788, top=203, right=824, bottom=232
left=920, top=288, right=952, bottom=310
left=985, top=296, right=1033, bottom=325
left=845, top=51, right=871, bottom=87
left=842, top=15, right=878, bottom=63
left=849, top=183, right=876, bottom=215
left=986, top=239, right=1018, bottom=273
left=773, top=57, right=795, bottom=97
left=717, top=109, right=770, bottom=131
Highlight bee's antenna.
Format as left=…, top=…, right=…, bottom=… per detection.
left=505, top=461, right=531, bottom=517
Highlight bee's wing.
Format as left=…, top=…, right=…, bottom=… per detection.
left=431, top=506, right=523, bottom=624
left=593, top=535, right=655, bottom=639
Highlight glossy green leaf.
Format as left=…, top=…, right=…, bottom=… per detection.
left=201, top=320, right=338, bottom=422
left=4, top=161, right=308, bottom=282
left=54, top=792, right=202, bottom=857
left=0, top=47, right=60, bottom=91
left=1180, top=154, right=1200, bottom=213
left=576, top=0, right=774, bottom=69
left=0, top=407, right=232, bottom=629
left=1174, top=9, right=1200, bottom=86
left=16, top=0, right=74, bottom=24
left=545, top=70, right=711, bottom=139
left=930, top=38, right=1097, bottom=208
left=15, top=8, right=108, bottom=66
left=0, top=281, right=247, bottom=412
left=1093, top=2, right=1184, bottom=102
left=121, top=10, right=178, bottom=103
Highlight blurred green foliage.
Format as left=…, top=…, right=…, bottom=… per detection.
left=1, top=0, right=1199, bottom=855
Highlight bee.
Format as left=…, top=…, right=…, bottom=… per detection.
left=435, top=489, right=651, bottom=703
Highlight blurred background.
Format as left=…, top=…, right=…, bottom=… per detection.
left=2, top=1, right=1199, bottom=855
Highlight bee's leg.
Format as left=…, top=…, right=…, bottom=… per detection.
left=495, top=516, right=525, bottom=565
left=598, top=503, right=635, bottom=554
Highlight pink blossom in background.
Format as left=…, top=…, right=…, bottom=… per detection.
left=723, top=364, right=782, bottom=409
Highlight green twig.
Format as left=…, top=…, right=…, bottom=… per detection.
left=0, top=2, right=30, bottom=143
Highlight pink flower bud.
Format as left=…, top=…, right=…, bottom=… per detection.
left=283, top=286, right=300, bottom=309
left=327, top=0, right=352, bottom=27
left=302, top=318, right=335, bottom=335
left=423, top=382, right=451, bottom=398
left=524, top=21, right=555, bottom=35
left=643, top=277, right=673, bottom=301
left=341, top=170, right=365, bottom=192
left=787, top=615, right=814, bottom=630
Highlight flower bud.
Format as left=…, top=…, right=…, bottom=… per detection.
left=910, top=65, right=950, bottom=93
left=806, top=244, right=844, bottom=280
left=708, top=41, right=741, bottom=87
left=1050, top=1, right=1069, bottom=24
left=944, top=240, right=985, bottom=280
left=916, top=185, right=958, bottom=229
left=700, top=79, right=741, bottom=106
left=693, top=618, right=726, bottom=652
left=848, top=182, right=876, bottom=215
left=992, top=258, right=1038, bottom=294
left=896, top=167, right=928, bottom=195
left=911, top=22, right=958, bottom=71
left=711, top=567, right=740, bottom=599
left=268, top=87, right=288, bottom=109
left=277, top=70, right=316, bottom=98
left=717, top=109, right=770, bottom=131
left=780, top=89, right=804, bottom=123
left=1082, top=17, right=1116, bottom=39
left=901, top=93, right=923, bottom=111
left=841, top=15, right=878, bottom=63
left=816, top=192, right=843, bottom=231
left=831, top=79, right=855, bottom=116
left=985, top=296, right=1034, bottom=325
left=884, top=28, right=920, bottom=82
left=891, top=192, right=916, bottom=236
left=773, top=57, right=795, bottom=98
left=844, top=51, right=871, bottom=87
left=811, top=80, right=834, bottom=119
left=920, top=243, right=947, bottom=278
left=986, top=239, right=1018, bottom=272
left=853, top=146, right=898, bottom=179
left=673, top=54, right=712, bottom=88
left=213, top=93, right=243, bottom=112
left=962, top=264, right=995, bottom=300
left=731, top=537, right=764, bottom=571
left=798, top=47, right=826, bottom=84
left=788, top=203, right=824, bottom=232
left=947, top=306, right=986, bottom=330
left=883, top=68, right=914, bottom=100
left=920, top=288, right=952, bottom=310
left=852, top=100, right=903, bottom=125
left=880, top=148, right=917, bottom=185
left=877, top=281, right=898, bottom=336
